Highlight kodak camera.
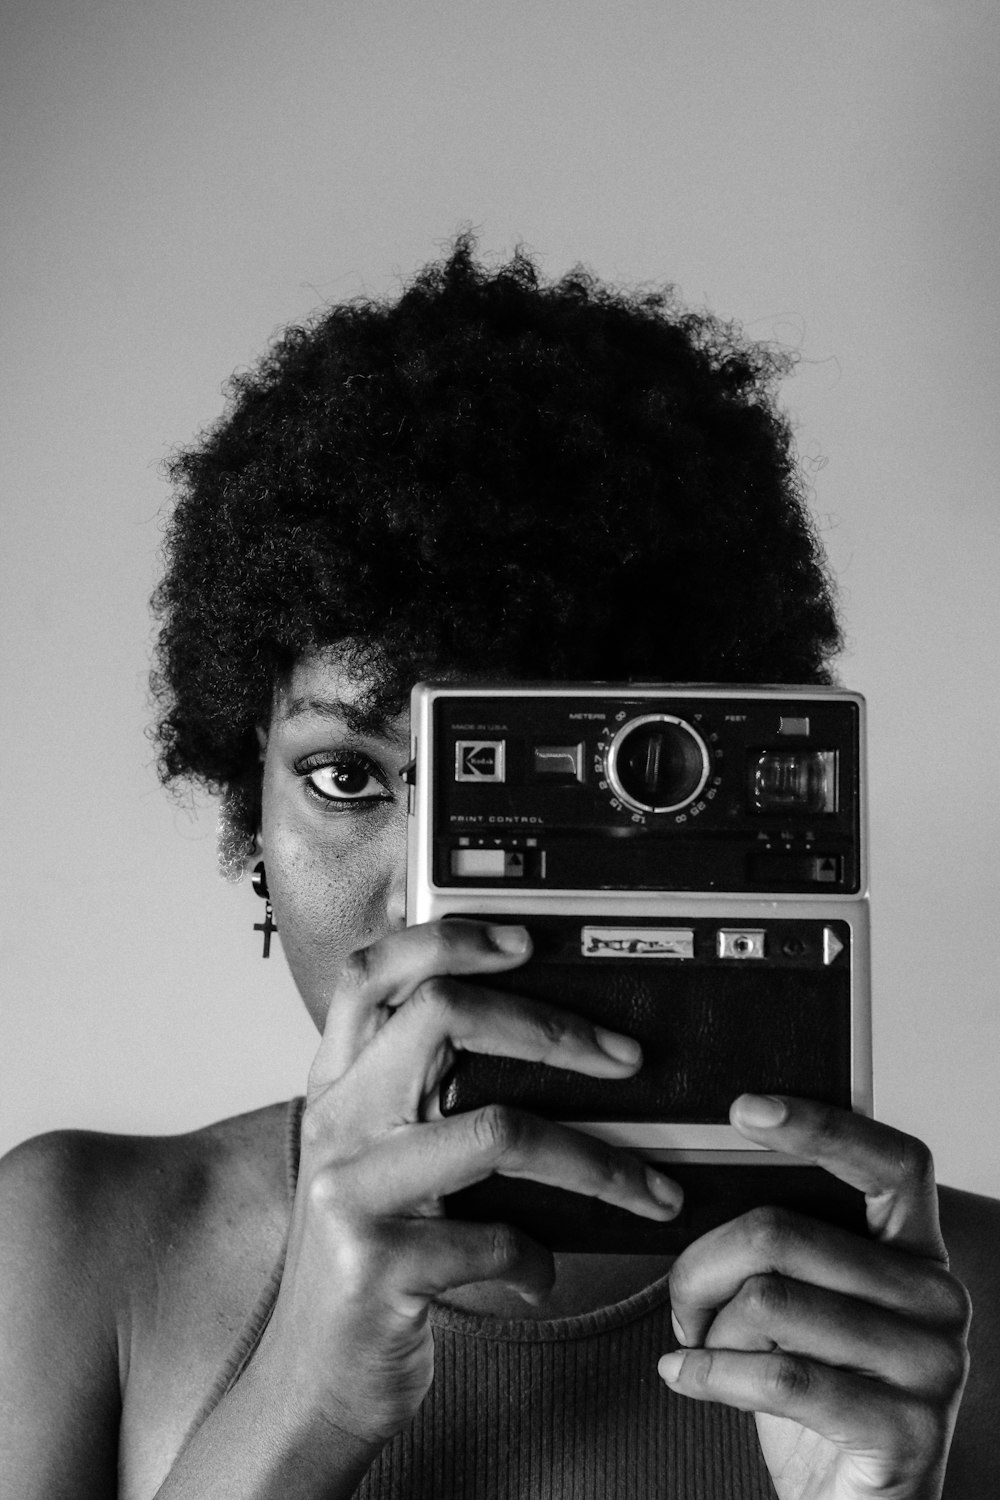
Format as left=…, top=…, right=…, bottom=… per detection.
left=406, top=684, right=871, bottom=1251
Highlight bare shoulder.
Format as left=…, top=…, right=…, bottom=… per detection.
left=0, top=1125, right=148, bottom=1345
left=938, top=1184, right=1000, bottom=1493
left=0, top=1099, right=294, bottom=1286
left=0, top=1102, right=296, bottom=1500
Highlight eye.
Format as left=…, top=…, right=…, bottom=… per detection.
left=296, top=752, right=392, bottom=807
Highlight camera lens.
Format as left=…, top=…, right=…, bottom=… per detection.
left=607, top=715, right=710, bottom=814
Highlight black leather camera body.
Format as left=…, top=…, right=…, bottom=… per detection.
left=406, top=683, right=871, bottom=1252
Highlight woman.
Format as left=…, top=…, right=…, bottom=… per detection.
left=1, top=239, right=994, bottom=1498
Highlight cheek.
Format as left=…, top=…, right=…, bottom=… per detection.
left=261, top=809, right=405, bottom=1029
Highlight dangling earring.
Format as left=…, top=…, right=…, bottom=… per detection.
left=252, top=862, right=278, bottom=958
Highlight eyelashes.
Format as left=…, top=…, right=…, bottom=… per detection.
left=294, top=749, right=394, bottom=809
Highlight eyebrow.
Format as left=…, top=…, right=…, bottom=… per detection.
left=282, top=695, right=408, bottom=744
left=285, top=696, right=355, bottom=722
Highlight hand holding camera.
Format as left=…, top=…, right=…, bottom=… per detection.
left=255, top=916, right=681, bottom=1449
left=662, top=1095, right=970, bottom=1500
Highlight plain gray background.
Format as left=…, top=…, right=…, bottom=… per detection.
left=2, top=0, right=998, bottom=1196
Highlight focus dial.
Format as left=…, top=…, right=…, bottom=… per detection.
left=606, top=714, right=710, bottom=814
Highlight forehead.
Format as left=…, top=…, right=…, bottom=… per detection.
left=271, top=647, right=410, bottom=743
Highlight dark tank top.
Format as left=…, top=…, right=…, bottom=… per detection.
left=184, top=1099, right=777, bottom=1498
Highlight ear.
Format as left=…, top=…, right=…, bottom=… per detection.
left=254, top=725, right=268, bottom=855
left=217, top=788, right=258, bottom=882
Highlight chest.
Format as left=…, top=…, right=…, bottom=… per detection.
left=116, top=1188, right=288, bottom=1498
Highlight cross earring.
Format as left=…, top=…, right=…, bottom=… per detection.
left=251, top=862, right=278, bottom=958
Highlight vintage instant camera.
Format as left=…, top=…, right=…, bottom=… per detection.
left=406, top=684, right=871, bottom=1252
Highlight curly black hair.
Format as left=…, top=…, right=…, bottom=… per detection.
left=151, top=235, right=841, bottom=838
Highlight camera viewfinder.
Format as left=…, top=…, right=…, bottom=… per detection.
left=754, top=750, right=838, bottom=814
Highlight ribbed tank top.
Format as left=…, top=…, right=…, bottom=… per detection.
left=185, top=1099, right=778, bottom=1498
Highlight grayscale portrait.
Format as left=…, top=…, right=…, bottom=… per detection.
left=2, top=4, right=997, bottom=1495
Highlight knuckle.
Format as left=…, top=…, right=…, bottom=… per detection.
left=582, top=1139, right=638, bottom=1204
left=422, top=921, right=459, bottom=968
left=667, top=1260, right=692, bottom=1310
left=486, top=1221, right=525, bottom=1274
left=667, top=1247, right=702, bottom=1310
left=534, top=1007, right=569, bottom=1049
left=810, top=1101, right=844, bottom=1150
left=331, top=1224, right=395, bottom=1303
left=890, top=1133, right=936, bottom=1191
left=581, top=1138, right=620, bottom=1193
left=684, top=1349, right=716, bottom=1391
left=929, top=1266, right=973, bottom=1334
left=937, top=1336, right=971, bottom=1398
left=299, top=1098, right=328, bottom=1154
left=608, top=1150, right=642, bottom=1200
left=740, top=1272, right=791, bottom=1324
left=410, top=975, right=453, bottom=1022
left=767, top=1353, right=812, bottom=1404
left=338, top=945, right=374, bottom=994
left=744, top=1205, right=802, bottom=1262
left=894, top=1394, right=946, bottom=1456
left=948, top=1276, right=974, bottom=1335
left=303, top=1172, right=396, bottom=1293
left=427, top=917, right=490, bottom=969
left=305, top=1164, right=350, bottom=1218
left=471, top=1104, right=525, bottom=1159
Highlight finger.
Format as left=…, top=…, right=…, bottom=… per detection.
left=341, top=976, right=642, bottom=1123
left=702, top=1273, right=962, bottom=1396
left=730, top=1094, right=947, bottom=1259
left=657, top=1347, right=932, bottom=1483
left=669, top=1206, right=961, bottom=1348
left=311, top=920, right=534, bottom=1086
left=381, top=1215, right=556, bottom=1313
left=345, top=1107, right=683, bottom=1222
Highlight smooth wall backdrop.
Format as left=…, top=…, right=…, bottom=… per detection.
left=2, top=0, right=998, bottom=1196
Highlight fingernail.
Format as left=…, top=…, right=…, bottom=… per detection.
left=595, top=1027, right=642, bottom=1066
left=670, top=1309, right=688, bottom=1346
left=735, top=1093, right=788, bottom=1128
left=645, top=1167, right=683, bottom=1214
left=488, top=924, right=530, bottom=955
left=658, top=1352, right=685, bottom=1384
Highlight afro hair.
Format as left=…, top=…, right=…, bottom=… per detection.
left=151, top=235, right=841, bottom=837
